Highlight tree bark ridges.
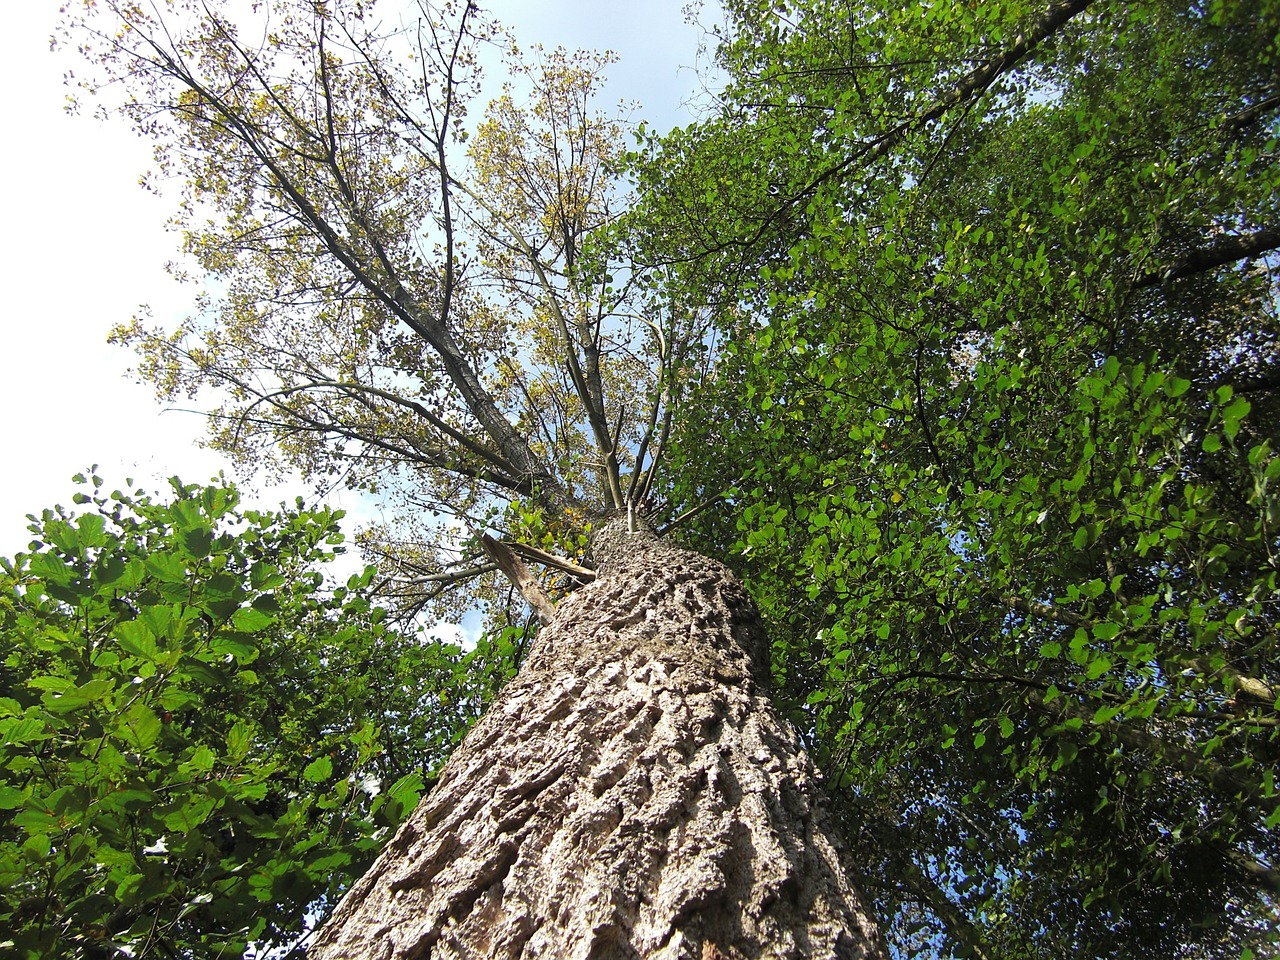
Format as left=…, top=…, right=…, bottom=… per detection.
left=312, top=530, right=883, bottom=959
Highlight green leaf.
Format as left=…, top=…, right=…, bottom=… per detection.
left=188, top=744, right=217, bottom=773
left=1222, top=397, right=1250, bottom=441
left=0, top=785, right=29, bottom=809
left=1, top=714, right=52, bottom=746
left=145, top=553, right=190, bottom=583
left=231, top=607, right=275, bottom=634
left=1092, top=622, right=1121, bottom=641
left=211, top=636, right=258, bottom=663
left=115, top=619, right=159, bottom=659
left=226, top=721, right=252, bottom=762
left=387, top=772, right=425, bottom=807
left=118, top=702, right=163, bottom=751
left=181, top=525, right=214, bottom=560
left=250, top=561, right=285, bottom=590
left=27, top=675, right=74, bottom=693
left=163, top=794, right=218, bottom=832
left=1085, top=656, right=1113, bottom=680
left=303, top=756, right=334, bottom=782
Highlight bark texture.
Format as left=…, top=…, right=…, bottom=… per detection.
left=311, top=522, right=884, bottom=959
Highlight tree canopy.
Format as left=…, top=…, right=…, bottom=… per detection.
left=60, top=0, right=707, bottom=626
left=39, top=0, right=1280, bottom=956
left=627, top=0, right=1280, bottom=956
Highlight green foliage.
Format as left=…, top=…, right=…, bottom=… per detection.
left=634, top=0, right=1280, bottom=956
left=0, top=474, right=484, bottom=958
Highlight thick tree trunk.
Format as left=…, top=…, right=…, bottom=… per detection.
left=311, top=523, right=884, bottom=959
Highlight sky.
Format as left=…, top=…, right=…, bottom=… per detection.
left=0, top=0, right=716, bottom=560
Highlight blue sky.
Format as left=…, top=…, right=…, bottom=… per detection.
left=0, top=0, right=717, bottom=556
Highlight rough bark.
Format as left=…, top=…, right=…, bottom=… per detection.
left=311, top=522, right=884, bottom=959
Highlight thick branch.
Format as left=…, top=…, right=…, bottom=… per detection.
left=450, top=174, right=624, bottom=508
left=1132, top=224, right=1280, bottom=289
left=760, top=0, right=1097, bottom=240
left=198, top=366, right=531, bottom=496
left=1036, top=695, right=1267, bottom=807
left=900, top=867, right=994, bottom=960
left=247, top=380, right=520, bottom=478
left=505, top=541, right=597, bottom=581
left=999, top=593, right=1277, bottom=709
left=1226, top=849, right=1280, bottom=892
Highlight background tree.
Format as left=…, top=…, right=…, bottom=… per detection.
left=0, top=473, right=483, bottom=958
left=627, top=0, right=1280, bottom=956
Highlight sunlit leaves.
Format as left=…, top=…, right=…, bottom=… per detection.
left=0, top=474, right=479, bottom=958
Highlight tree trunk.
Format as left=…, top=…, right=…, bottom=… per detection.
left=311, top=522, right=884, bottom=959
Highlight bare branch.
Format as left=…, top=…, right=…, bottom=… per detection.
left=481, top=534, right=558, bottom=623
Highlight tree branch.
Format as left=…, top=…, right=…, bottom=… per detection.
left=131, top=5, right=571, bottom=514
left=506, top=541, right=597, bottom=581
left=1131, top=224, right=1280, bottom=289
left=481, top=534, right=557, bottom=623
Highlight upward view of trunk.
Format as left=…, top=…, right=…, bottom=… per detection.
left=312, top=521, right=884, bottom=959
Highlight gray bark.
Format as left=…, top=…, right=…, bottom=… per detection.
left=311, top=521, right=884, bottom=959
